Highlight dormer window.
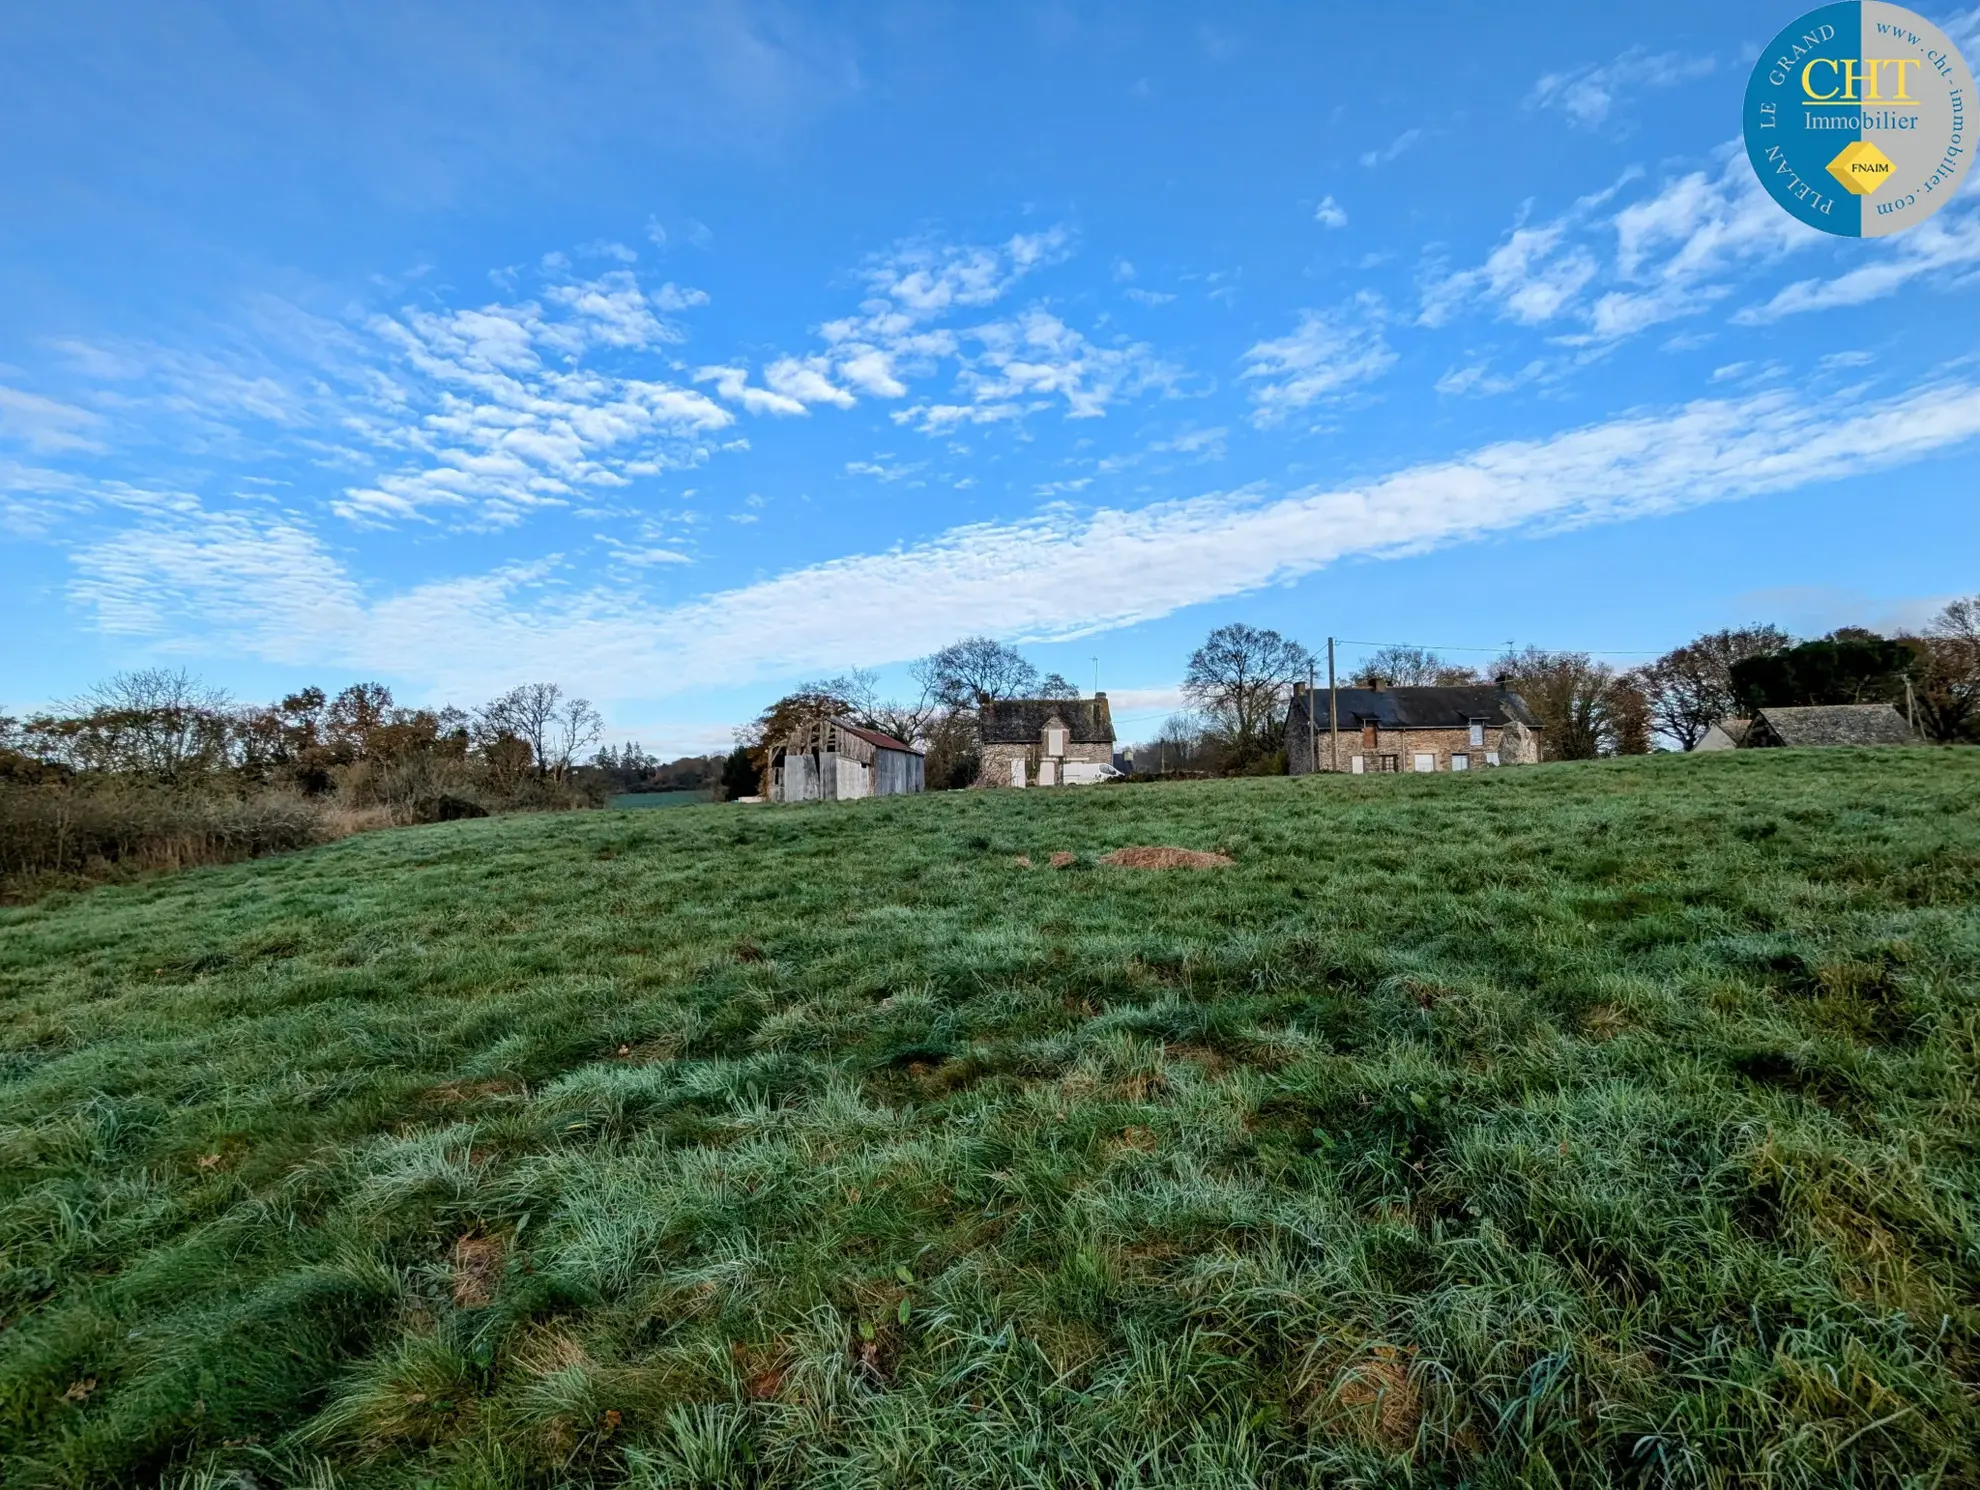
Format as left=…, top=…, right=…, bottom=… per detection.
left=1045, top=726, right=1067, bottom=756
left=1468, top=719, right=1485, bottom=748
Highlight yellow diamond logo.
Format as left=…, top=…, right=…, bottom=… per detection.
left=1827, top=139, right=1895, bottom=196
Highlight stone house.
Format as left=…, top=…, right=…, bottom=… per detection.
left=1740, top=703, right=1917, bottom=748
left=1286, top=682, right=1541, bottom=774
left=770, top=717, right=924, bottom=802
left=978, top=694, right=1116, bottom=787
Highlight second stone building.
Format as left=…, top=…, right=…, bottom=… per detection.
left=978, top=694, right=1117, bottom=787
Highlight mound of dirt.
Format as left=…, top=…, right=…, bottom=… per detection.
left=1330, top=1344, right=1422, bottom=1452
left=1100, top=845, right=1233, bottom=870
left=451, top=1234, right=506, bottom=1308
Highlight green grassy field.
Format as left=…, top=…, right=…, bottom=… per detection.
left=2, top=751, right=1977, bottom=1488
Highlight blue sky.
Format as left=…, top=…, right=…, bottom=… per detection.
left=4, top=1, right=1978, bottom=754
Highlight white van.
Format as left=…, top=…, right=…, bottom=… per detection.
left=1061, top=762, right=1124, bottom=786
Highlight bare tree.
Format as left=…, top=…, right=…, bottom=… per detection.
left=54, top=668, right=233, bottom=779
left=921, top=636, right=1040, bottom=709
left=549, top=696, right=604, bottom=776
left=1633, top=625, right=1792, bottom=749
left=477, top=683, right=601, bottom=779
left=1183, top=623, right=1312, bottom=766
left=1906, top=595, right=1980, bottom=743
left=1347, top=645, right=1481, bottom=687
left=1493, top=647, right=1648, bottom=760
left=804, top=667, right=943, bottom=746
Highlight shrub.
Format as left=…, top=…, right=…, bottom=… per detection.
left=0, top=780, right=325, bottom=898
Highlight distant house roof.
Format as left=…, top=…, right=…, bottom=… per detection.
left=1697, top=718, right=1752, bottom=750
left=1290, top=685, right=1539, bottom=731
left=777, top=717, right=916, bottom=760
left=1749, top=704, right=1916, bottom=748
left=980, top=694, right=1115, bottom=745
left=835, top=722, right=915, bottom=754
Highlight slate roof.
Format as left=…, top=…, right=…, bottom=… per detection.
left=980, top=694, right=1115, bottom=745
left=1289, top=685, right=1539, bottom=731
left=1750, top=704, right=1916, bottom=748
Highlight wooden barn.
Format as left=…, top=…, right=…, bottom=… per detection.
left=769, top=718, right=924, bottom=803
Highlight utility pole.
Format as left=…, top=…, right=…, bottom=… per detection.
left=1905, top=675, right=1917, bottom=737
left=1306, top=661, right=1316, bottom=776
left=1328, top=636, right=1339, bottom=773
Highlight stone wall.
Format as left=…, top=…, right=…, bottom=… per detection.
left=1288, top=719, right=1538, bottom=774
left=979, top=738, right=1112, bottom=788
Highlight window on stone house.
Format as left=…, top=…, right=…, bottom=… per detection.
left=1468, top=719, right=1485, bottom=748
left=1361, top=719, right=1377, bottom=749
left=1045, top=726, right=1067, bottom=756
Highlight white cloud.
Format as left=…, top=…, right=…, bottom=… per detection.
left=0, top=387, right=105, bottom=453
left=1435, top=359, right=1546, bottom=397
left=1360, top=129, right=1423, bottom=168
left=1106, top=686, right=1192, bottom=728
left=693, top=364, right=807, bottom=417
left=70, top=507, right=365, bottom=640
left=654, top=282, right=711, bottom=312
left=1124, top=287, right=1176, bottom=305
left=701, top=224, right=1152, bottom=433
left=1419, top=223, right=1597, bottom=328
left=1240, top=297, right=1398, bottom=426
left=1155, top=426, right=1228, bottom=459
left=763, top=354, right=855, bottom=409
left=864, top=227, right=1073, bottom=316
left=337, top=285, right=734, bottom=526
left=845, top=456, right=924, bottom=483
left=1735, top=206, right=1980, bottom=323
left=1418, top=145, right=1826, bottom=342
left=1589, top=149, right=1817, bottom=337
left=958, top=310, right=1172, bottom=420
left=1314, top=195, right=1348, bottom=229
left=1527, top=49, right=1716, bottom=129
left=539, top=269, right=682, bottom=351
left=45, top=264, right=731, bottom=529
left=80, top=374, right=1980, bottom=707
left=891, top=398, right=1034, bottom=434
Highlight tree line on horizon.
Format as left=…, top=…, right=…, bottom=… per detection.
left=1135, top=596, right=1980, bottom=774
left=743, top=595, right=1979, bottom=784
left=3, top=593, right=1974, bottom=894
left=0, top=673, right=611, bottom=896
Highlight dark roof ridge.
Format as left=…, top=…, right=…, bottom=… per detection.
left=1290, top=684, right=1540, bottom=731
left=979, top=694, right=1116, bottom=745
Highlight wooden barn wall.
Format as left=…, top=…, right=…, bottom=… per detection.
left=872, top=748, right=922, bottom=796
